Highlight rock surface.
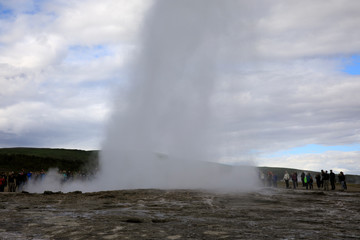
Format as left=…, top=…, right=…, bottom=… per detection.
left=0, top=188, right=359, bottom=239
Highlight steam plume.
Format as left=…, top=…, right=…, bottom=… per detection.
left=97, top=0, right=257, bottom=191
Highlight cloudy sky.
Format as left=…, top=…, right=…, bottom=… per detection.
left=1, top=0, right=360, bottom=174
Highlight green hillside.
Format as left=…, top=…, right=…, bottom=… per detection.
left=0, top=148, right=99, bottom=172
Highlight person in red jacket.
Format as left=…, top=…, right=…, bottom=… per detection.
left=0, top=173, right=6, bottom=192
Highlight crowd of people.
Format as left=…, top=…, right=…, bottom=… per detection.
left=0, top=169, right=94, bottom=192
left=259, top=169, right=348, bottom=191
left=282, top=170, right=347, bottom=191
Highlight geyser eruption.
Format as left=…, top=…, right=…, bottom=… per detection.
left=99, top=0, right=257, bottom=190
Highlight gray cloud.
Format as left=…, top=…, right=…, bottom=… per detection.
left=257, top=0, right=360, bottom=58
left=214, top=60, right=360, bottom=153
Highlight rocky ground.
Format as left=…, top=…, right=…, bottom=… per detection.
left=0, top=187, right=359, bottom=239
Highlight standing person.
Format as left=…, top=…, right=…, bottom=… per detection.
left=307, top=173, right=313, bottom=190
left=304, top=172, right=308, bottom=189
left=8, top=172, right=16, bottom=192
left=283, top=171, right=290, bottom=189
left=323, top=170, right=330, bottom=191
left=259, top=171, right=265, bottom=187
left=291, top=172, right=297, bottom=189
left=338, top=172, right=347, bottom=191
left=267, top=171, right=273, bottom=187
left=320, top=170, right=325, bottom=188
left=294, top=172, right=298, bottom=187
left=315, top=173, right=321, bottom=189
left=0, top=173, right=6, bottom=192
left=27, top=171, right=32, bottom=181
left=330, top=170, right=336, bottom=190
left=272, top=174, right=278, bottom=188
left=17, top=170, right=28, bottom=192
left=301, top=172, right=305, bottom=187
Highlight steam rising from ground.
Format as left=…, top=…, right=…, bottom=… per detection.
left=26, top=0, right=258, bottom=192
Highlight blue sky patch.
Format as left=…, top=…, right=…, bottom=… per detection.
left=343, top=55, right=360, bottom=75
left=23, top=0, right=46, bottom=15
left=0, top=0, right=46, bottom=18
left=65, top=45, right=112, bottom=63
left=0, top=5, right=14, bottom=19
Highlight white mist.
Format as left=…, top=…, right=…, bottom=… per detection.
left=20, top=0, right=263, bottom=193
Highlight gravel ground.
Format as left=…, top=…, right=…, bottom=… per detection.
left=0, top=188, right=359, bottom=239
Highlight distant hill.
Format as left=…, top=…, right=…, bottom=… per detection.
left=0, top=148, right=359, bottom=183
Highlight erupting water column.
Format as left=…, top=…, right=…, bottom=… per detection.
left=99, top=0, right=257, bottom=190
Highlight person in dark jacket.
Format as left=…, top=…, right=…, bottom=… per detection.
left=338, top=172, right=347, bottom=191
left=301, top=172, right=305, bottom=187
left=308, top=173, right=313, bottom=190
left=304, top=173, right=310, bottom=190
left=323, top=170, right=330, bottom=191
left=330, top=170, right=336, bottom=190
left=315, top=173, right=321, bottom=189
left=291, top=172, right=297, bottom=189
left=16, top=171, right=27, bottom=192
left=272, top=174, right=278, bottom=188
left=8, top=172, right=16, bottom=192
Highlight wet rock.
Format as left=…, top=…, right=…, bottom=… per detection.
left=151, top=218, right=168, bottom=223
left=43, top=191, right=62, bottom=195
left=124, top=217, right=144, bottom=223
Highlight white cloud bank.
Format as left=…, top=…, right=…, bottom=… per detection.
left=0, top=0, right=360, bottom=173
left=0, top=0, right=150, bottom=149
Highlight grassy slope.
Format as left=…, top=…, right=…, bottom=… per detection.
left=0, top=148, right=98, bottom=160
